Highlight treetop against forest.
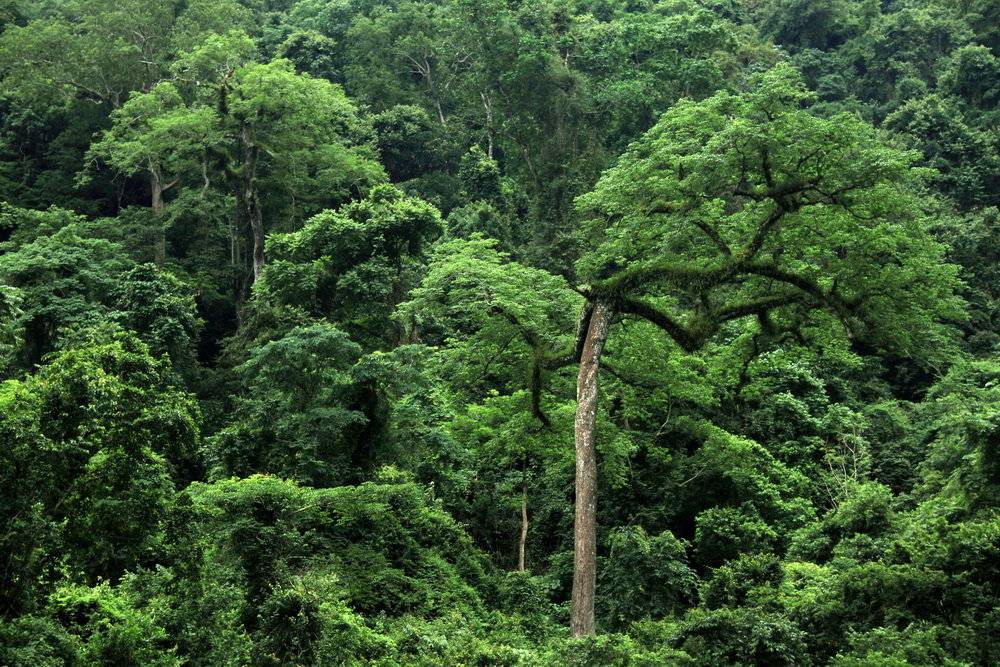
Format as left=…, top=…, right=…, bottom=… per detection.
left=1, top=0, right=999, bottom=665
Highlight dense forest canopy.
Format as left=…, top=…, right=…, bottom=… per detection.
left=0, top=0, right=998, bottom=664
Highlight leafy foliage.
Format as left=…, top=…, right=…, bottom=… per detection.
left=1, top=0, right=999, bottom=663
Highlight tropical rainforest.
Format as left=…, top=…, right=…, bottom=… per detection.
left=0, top=0, right=998, bottom=664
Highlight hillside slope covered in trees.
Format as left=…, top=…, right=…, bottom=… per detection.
left=1, top=0, right=998, bottom=664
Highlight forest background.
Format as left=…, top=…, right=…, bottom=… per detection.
left=1, top=0, right=999, bottom=664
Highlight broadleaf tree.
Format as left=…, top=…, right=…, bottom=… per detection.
left=567, top=63, right=965, bottom=636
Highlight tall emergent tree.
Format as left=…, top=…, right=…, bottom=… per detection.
left=568, top=64, right=965, bottom=636
left=213, top=57, right=384, bottom=287
left=85, top=32, right=384, bottom=302
left=84, top=82, right=220, bottom=263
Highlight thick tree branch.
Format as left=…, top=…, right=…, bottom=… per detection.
left=617, top=297, right=703, bottom=352
left=713, top=293, right=801, bottom=322
left=593, top=261, right=730, bottom=295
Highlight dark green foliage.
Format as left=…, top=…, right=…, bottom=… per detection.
left=0, top=284, right=22, bottom=374
left=249, top=184, right=443, bottom=347
left=277, top=30, right=339, bottom=81
left=669, top=607, right=810, bottom=666
left=446, top=201, right=514, bottom=250
left=701, top=553, right=784, bottom=610
left=209, top=324, right=366, bottom=486
left=191, top=474, right=488, bottom=617
left=758, top=0, right=862, bottom=52
left=884, top=94, right=1000, bottom=209
left=457, top=146, right=504, bottom=207
left=598, top=526, right=697, bottom=630
left=111, top=263, right=201, bottom=371
left=696, top=505, right=779, bottom=567
left=372, top=104, right=451, bottom=184
left=0, top=614, right=80, bottom=667
left=0, top=222, right=132, bottom=366
left=1, top=0, right=999, bottom=663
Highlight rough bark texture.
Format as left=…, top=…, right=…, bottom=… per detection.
left=518, top=486, right=528, bottom=572
left=150, top=170, right=165, bottom=265
left=248, top=191, right=264, bottom=283
left=238, top=126, right=265, bottom=285
left=570, top=298, right=612, bottom=637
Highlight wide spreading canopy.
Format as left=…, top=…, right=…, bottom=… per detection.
left=576, top=64, right=964, bottom=361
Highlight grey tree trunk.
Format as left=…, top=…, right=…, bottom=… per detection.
left=239, top=126, right=264, bottom=284
left=248, top=192, right=264, bottom=283
left=150, top=170, right=166, bottom=265
left=570, top=298, right=612, bottom=637
left=518, top=486, right=528, bottom=572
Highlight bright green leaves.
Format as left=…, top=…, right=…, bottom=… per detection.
left=580, top=64, right=890, bottom=271
left=0, top=329, right=199, bottom=614
left=400, top=236, right=579, bottom=363
left=398, top=237, right=582, bottom=570
left=82, top=81, right=220, bottom=209
left=221, top=58, right=384, bottom=204
left=398, top=235, right=580, bottom=443
left=80, top=47, right=386, bottom=291
left=577, top=64, right=964, bottom=362
left=0, top=225, right=132, bottom=366
left=0, top=0, right=248, bottom=108
left=88, top=82, right=217, bottom=176
left=14, top=328, right=201, bottom=482
left=0, top=0, right=996, bottom=662
left=45, top=582, right=181, bottom=666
